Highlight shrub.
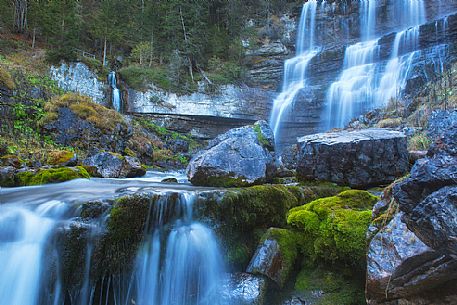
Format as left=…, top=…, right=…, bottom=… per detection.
left=408, top=132, right=432, bottom=151
left=0, top=65, right=15, bottom=89
left=119, top=65, right=171, bottom=91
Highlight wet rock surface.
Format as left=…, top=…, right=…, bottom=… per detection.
left=83, top=152, right=145, bottom=178
left=367, top=121, right=457, bottom=304
left=187, top=121, right=275, bottom=187
left=296, top=128, right=409, bottom=188
left=222, top=273, right=267, bottom=305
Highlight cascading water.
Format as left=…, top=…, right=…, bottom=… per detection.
left=127, top=192, right=225, bottom=305
left=269, top=0, right=320, bottom=145
left=108, top=71, right=122, bottom=113
left=0, top=178, right=226, bottom=305
left=323, top=0, right=429, bottom=129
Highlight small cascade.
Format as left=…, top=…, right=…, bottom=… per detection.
left=269, top=0, right=320, bottom=146
left=325, top=39, right=380, bottom=129
left=108, top=71, right=122, bottom=113
left=128, top=192, right=224, bottom=305
left=360, top=0, right=377, bottom=40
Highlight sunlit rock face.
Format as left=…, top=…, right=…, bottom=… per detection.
left=50, top=62, right=107, bottom=104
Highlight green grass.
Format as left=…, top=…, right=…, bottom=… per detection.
left=119, top=65, right=171, bottom=91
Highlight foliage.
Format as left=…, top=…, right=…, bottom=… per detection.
left=408, top=132, right=432, bottom=151
left=119, top=65, right=171, bottom=91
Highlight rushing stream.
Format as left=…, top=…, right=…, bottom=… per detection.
left=0, top=173, right=227, bottom=305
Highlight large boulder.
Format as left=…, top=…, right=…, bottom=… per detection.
left=186, top=121, right=275, bottom=187
left=367, top=122, right=457, bottom=304
left=83, top=152, right=145, bottom=178
left=296, top=128, right=409, bottom=188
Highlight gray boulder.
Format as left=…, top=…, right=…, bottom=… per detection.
left=297, top=128, right=409, bottom=188
left=83, top=153, right=145, bottom=178
left=186, top=121, right=275, bottom=187
left=0, top=166, right=16, bottom=187
left=366, top=213, right=457, bottom=304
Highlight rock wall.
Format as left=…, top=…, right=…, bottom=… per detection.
left=50, top=63, right=107, bottom=105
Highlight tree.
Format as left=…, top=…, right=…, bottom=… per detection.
left=12, top=0, right=27, bottom=33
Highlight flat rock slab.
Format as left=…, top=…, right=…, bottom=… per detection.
left=297, top=128, right=409, bottom=188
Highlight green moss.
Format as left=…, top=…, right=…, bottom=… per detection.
left=294, top=264, right=365, bottom=305
left=289, top=182, right=349, bottom=205
left=288, top=190, right=378, bottom=267
left=253, top=124, right=270, bottom=148
left=101, top=194, right=158, bottom=273
left=261, top=228, right=299, bottom=286
left=16, top=166, right=90, bottom=186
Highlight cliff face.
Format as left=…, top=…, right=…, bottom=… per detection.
left=50, top=1, right=457, bottom=144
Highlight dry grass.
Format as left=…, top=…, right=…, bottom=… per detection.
left=376, top=118, right=403, bottom=128
left=0, top=65, right=15, bottom=89
left=42, top=93, right=126, bottom=132
left=408, top=132, right=432, bottom=151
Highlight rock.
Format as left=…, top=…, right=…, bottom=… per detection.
left=366, top=213, right=457, bottom=304
left=83, top=153, right=145, bottom=178
left=405, top=186, right=457, bottom=255
left=246, top=228, right=297, bottom=288
left=282, top=297, right=306, bottom=305
left=186, top=121, right=275, bottom=187
left=0, top=166, right=16, bottom=187
left=50, top=63, right=107, bottom=104
left=427, top=110, right=457, bottom=156
left=0, top=155, right=22, bottom=168
left=221, top=273, right=267, bottom=305
left=297, top=128, right=409, bottom=188
left=408, top=150, right=427, bottom=164
left=393, top=154, right=457, bottom=215
left=161, top=177, right=178, bottom=183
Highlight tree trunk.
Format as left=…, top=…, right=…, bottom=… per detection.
left=179, top=6, right=194, bottom=82
left=31, top=27, right=36, bottom=49
left=103, top=37, right=107, bottom=66
left=13, top=0, right=28, bottom=33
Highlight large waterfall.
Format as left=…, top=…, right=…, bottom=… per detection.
left=108, top=71, right=122, bottom=113
left=270, top=0, right=455, bottom=140
left=269, top=0, right=319, bottom=143
left=0, top=178, right=226, bottom=305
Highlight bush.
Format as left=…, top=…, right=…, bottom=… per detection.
left=408, top=132, right=432, bottom=151
left=119, top=65, right=171, bottom=91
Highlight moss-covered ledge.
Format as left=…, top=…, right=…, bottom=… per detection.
left=15, top=166, right=90, bottom=186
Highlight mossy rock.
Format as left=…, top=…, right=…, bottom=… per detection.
left=294, top=263, right=366, bottom=305
left=0, top=154, right=23, bottom=168
left=47, top=150, right=76, bottom=166
left=95, top=194, right=155, bottom=274
left=16, top=166, right=90, bottom=186
left=287, top=190, right=378, bottom=267
left=248, top=228, right=299, bottom=287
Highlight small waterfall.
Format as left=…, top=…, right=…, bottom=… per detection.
left=108, top=71, right=122, bottom=113
left=269, top=0, right=320, bottom=146
left=129, top=192, right=225, bottom=305
left=360, top=0, right=377, bottom=40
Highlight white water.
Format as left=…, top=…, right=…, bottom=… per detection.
left=270, top=0, right=320, bottom=143
left=109, top=71, right=122, bottom=112
left=129, top=192, right=225, bottom=305
left=0, top=175, right=226, bottom=305
left=324, top=0, right=428, bottom=129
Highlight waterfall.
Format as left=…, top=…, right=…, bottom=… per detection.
left=108, top=71, right=122, bottom=113
left=128, top=192, right=225, bottom=305
left=323, top=0, right=429, bottom=129
left=0, top=179, right=226, bottom=305
left=269, top=0, right=320, bottom=145
left=360, top=0, right=377, bottom=40
left=0, top=201, right=68, bottom=305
